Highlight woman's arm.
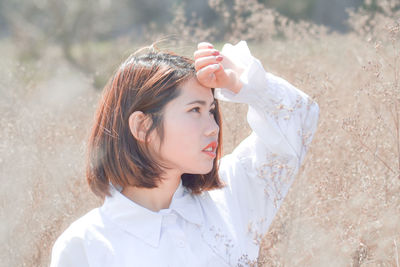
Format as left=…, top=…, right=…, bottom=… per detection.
left=197, top=41, right=319, bottom=245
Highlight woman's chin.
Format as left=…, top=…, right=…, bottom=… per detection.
left=187, top=166, right=214, bottom=175
left=201, top=165, right=214, bottom=174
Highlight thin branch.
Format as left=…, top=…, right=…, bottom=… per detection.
left=395, top=101, right=400, bottom=177
left=369, top=95, right=397, bottom=140
left=355, top=133, right=396, bottom=174
left=391, top=37, right=399, bottom=91
left=395, top=239, right=399, bottom=267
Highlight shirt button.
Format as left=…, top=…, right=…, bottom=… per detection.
left=177, top=239, right=185, bottom=248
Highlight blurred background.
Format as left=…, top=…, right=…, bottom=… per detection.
left=1, top=0, right=399, bottom=266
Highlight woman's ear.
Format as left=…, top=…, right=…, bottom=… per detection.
left=128, top=111, right=152, bottom=143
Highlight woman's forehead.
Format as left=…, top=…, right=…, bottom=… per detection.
left=177, top=78, right=214, bottom=104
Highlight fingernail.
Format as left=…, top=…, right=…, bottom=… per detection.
left=208, top=45, right=214, bottom=48
left=212, top=50, right=220, bottom=56
left=212, top=64, right=219, bottom=69
left=216, top=56, right=223, bottom=62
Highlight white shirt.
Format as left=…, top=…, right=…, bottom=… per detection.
left=50, top=41, right=320, bottom=267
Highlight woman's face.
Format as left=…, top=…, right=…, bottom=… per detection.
left=150, top=77, right=220, bottom=176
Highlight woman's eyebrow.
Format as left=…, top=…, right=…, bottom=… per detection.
left=186, top=99, right=216, bottom=107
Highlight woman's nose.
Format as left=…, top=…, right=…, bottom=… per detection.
left=205, top=118, right=219, bottom=136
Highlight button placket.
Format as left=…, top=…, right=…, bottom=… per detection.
left=161, top=211, right=187, bottom=249
left=172, top=229, right=186, bottom=248
left=177, top=239, right=185, bottom=248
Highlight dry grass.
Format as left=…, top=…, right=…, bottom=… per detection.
left=1, top=1, right=399, bottom=266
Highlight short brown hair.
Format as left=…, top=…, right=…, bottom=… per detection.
left=86, top=47, right=224, bottom=199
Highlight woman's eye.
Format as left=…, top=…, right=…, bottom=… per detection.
left=190, top=107, right=216, bottom=115
left=190, top=107, right=201, bottom=113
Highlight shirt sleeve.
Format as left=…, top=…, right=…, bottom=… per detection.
left=214, top=41, right=319, bottom=244
left=50, top=231, right=90, bottom=267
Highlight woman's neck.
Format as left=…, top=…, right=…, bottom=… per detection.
left=121, top=173, right=182, bottom=212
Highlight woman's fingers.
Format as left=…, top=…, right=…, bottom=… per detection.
left=195, top=42, right=231, bottom=88
left=195, top=41, right=242, bottom=92
left=194, top=42, right=223, bottom=72
left=193, top=49, right=219, bottom=60
left=196, top=64, right=219, bottom=84
left=194, top=55, right=223, bottom=71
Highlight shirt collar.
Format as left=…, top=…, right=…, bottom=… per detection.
left=100, top=179, right=204, bottom=248
left=170, top=181, right=204, bottom=227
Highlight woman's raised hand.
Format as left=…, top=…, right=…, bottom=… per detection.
left=194, top=42, right=243, bottom=94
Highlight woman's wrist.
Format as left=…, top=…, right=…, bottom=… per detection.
left=229, top=76, right=243, bottom=94
left=224, top=69, right=243, bottom=94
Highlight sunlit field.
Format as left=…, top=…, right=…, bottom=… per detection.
left=1, top=1, right=399, bottom=266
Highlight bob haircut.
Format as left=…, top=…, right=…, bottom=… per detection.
left=86, top=46, right=224, bottom=199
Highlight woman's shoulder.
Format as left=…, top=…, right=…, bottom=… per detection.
left=53, top=208, right=103, bottom=246
left=50, top=208, right=104, bottom=266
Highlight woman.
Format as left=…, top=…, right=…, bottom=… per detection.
left=50, top=40, right=319, bottom=266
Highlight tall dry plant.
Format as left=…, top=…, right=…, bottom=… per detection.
left=2, top=0, right=400, bottom=266
left=145, top=3, right=217, bottom=48
left=208, top=0, right=329, bottom=43
left=0, top=45, right=102, bottom=266
left=344, top=0, right=400, bottom=179
left=256, top=1, right=400, bottom=266
left=157, top=0, right=329, bottom=47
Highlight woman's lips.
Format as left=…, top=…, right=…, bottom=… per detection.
left=202, top=141, right=217, bottom=151
left=202, top=151, right=216, bottom=158
left=202, top=141, right=217, bottom=158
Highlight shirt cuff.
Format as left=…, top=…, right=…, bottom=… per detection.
left=214, top=40, right=271, bottom=107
